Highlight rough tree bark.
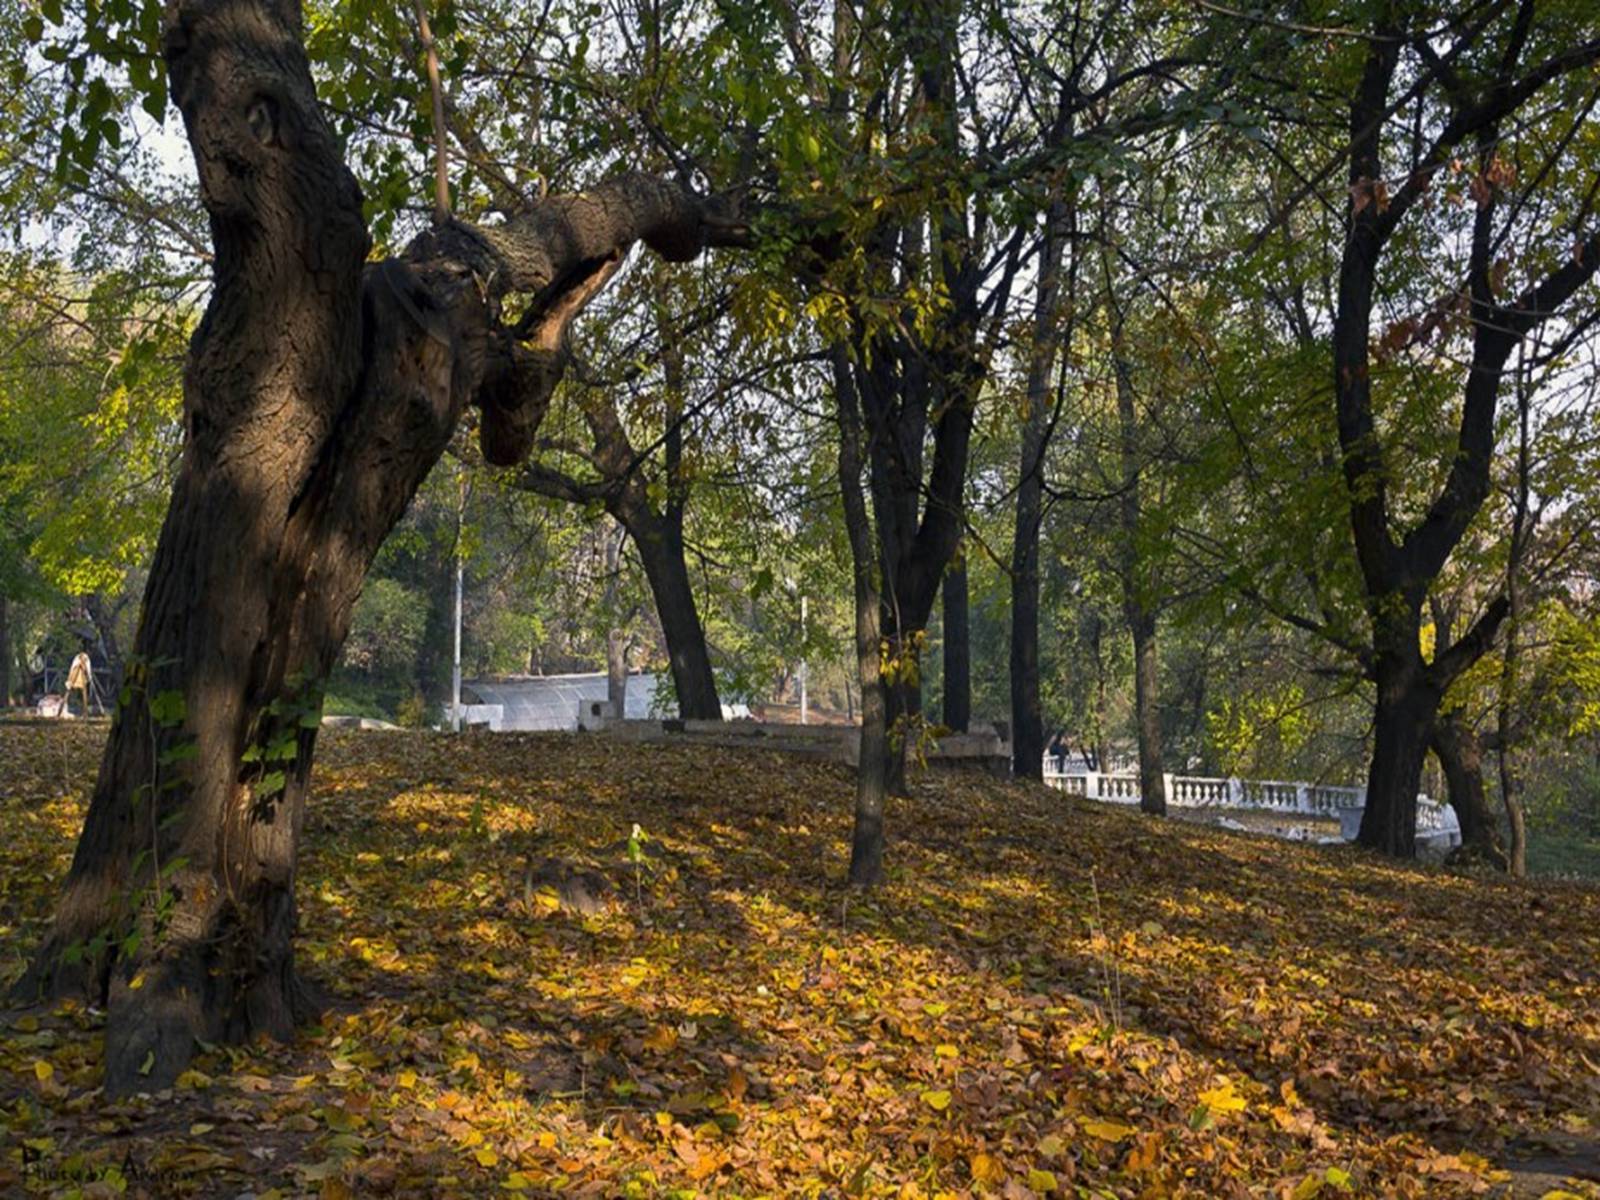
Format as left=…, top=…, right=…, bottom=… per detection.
left=13, top=0, right=744, bottom=1096
left=941, top=557, right=969, bottom=734
left=1430, top=711, right=1508, bottom=869
left=834, top=347, right=888, bottom=887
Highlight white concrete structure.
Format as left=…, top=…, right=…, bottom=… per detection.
left=1043, top=765, right=1461, bottom=851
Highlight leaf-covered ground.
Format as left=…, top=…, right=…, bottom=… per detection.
left=2, top=722, right=1599, bottom=1199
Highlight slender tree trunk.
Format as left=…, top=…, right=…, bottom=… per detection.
left=603, top=523, right=629, bottom=717
left=1011, top=195, right=1069, bottom=780
left=631, top=512, right=720, bottom=720
left=1431, top=712, right=1507, bottom=869
left=1497, top=571, right=1529, bottom=878
left=1112, top=316, right=1163, bottom=815
left=835, top=348, right=887, bottom=886
left=941, top=558, right=969, bottom=733
left=1010, top=435, right=1044, bottom=777
left=1129, top=614, right=1166, bottom=815
left=883, top=647, right=923, bottom=795
left=1497, top=370, right=1533, bottom=878
left=0, top=592, right=10, bottom=705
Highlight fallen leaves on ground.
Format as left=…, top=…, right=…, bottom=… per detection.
left=2, top=722, right=1599, bottom=1198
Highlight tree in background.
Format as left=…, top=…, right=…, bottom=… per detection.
left=1314, top=4, right=1600, bottom=856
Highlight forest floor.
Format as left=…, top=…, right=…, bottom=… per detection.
left=2, top=722, right=1598, bottom=1200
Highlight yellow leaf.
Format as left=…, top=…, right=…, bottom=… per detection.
left=1291, top=1176, right=1324, bottom=1200
left=474, top=1147, right=500, bottom=1167
left=923, top=1002, right=949, bottom=1016
left=502, top=1173, right=533, bottom=1191
left=32, top=1060, right=52, bottom=1083
left=397, top=1069, right=418, bottom=1089
left=1198, top=1080, right=1248, bottom=1113
left=921, top=1089, right=952, bottom=1111
left=643, top=1025, right=678, bottom=1053
left=1027, top=1168, right=1059, bottom=1194
left=934, top=1043, right=958, bottom=1059
left=1082, top=1119, right=1137, bottom=1142
left=321, top=1105, right=360, bottom=1133
left=969, top=1151, right=1005, bottom=1183
left=1036, top=1134, right=1066, bottom=1158
left=175, top=1068, right=213, bottom=1090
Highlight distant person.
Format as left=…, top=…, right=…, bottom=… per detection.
left=65, top=645, right=94, bottom=717
left=1048, top=732, right=1068, bottom=773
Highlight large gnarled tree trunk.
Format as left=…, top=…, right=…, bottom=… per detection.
left=13, top=0, right=743, bottom=1095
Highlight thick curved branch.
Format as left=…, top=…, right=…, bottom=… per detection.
left=401, top=175, right=748, bottom=465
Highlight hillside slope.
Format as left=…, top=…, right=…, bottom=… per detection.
left=2, top=724, right=1598, bottom=1198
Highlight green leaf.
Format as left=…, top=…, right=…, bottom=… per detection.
left=254, top=771, right=287, bottom=799
left=148, top=690, right=186, bottom=727
left=159, top=741, right=198, bottom=765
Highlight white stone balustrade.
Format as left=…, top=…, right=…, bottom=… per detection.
left=1043, top=763, right=1461, bottom=850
